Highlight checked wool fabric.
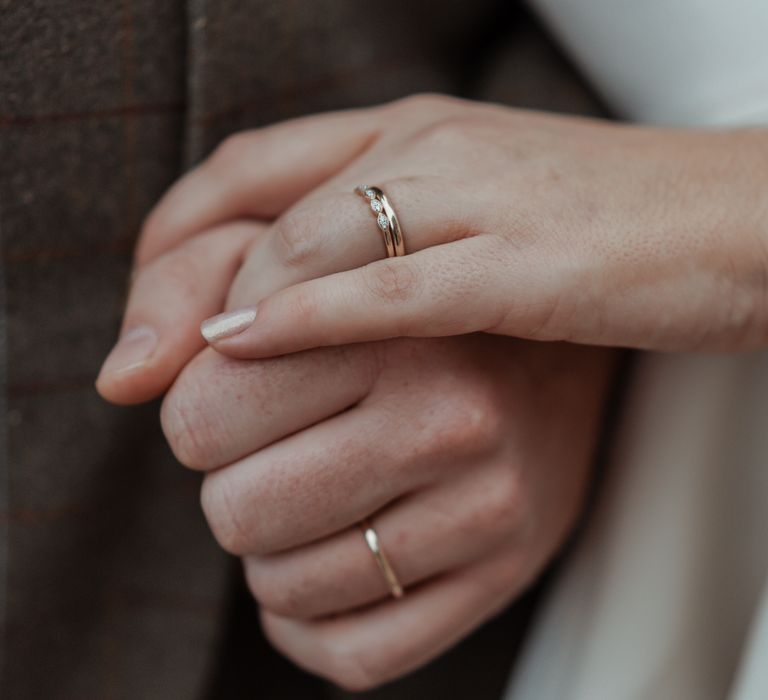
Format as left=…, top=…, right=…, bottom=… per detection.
left=0, top=2, right=604, bottom=698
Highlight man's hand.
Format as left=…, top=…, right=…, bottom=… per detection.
left=160, top=334, right=613, bottom=690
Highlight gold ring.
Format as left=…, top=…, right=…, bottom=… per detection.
left=354, top=185, right=406, bottom=258
left=360, top=518, right=404, bottom=599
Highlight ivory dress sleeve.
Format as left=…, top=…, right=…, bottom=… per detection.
left=530, top=0, right=768, bottom=126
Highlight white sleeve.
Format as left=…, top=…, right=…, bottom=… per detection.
left=527, top=0, right=768, bottom=126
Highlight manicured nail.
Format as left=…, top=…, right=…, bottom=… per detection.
left=99, top=325, right=158, bottom=376
left=201, top=307, right=257, bottom=343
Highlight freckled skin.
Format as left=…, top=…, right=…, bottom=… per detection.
left=165, top=333, right=614, bottom=686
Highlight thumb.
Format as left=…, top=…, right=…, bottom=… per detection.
left=96, top=222, right=260, bottom=405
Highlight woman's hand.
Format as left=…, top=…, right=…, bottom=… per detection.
left=160, top=334, right=613, bottom=689
left=141, top=94, right=768, bottom=360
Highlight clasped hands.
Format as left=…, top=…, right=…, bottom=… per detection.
left=97, top=94, right=768, bottom=689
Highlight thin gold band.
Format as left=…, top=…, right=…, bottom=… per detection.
left=360, top=518, right=404, bottom=599
left=354, top=185, right=406, bottom=258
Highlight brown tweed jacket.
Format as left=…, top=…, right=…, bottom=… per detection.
left=0, top=2, right=604, bottom=698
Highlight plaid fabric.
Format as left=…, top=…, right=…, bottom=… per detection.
left=0, top=1, right=604, bottom=698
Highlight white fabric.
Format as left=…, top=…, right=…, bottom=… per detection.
left=529, top=0, right=768, bottom=125
left=505, top=2, right=768, bottom=699
left=506, top=353, right=768, bottom=700
left=530, top=0, right=768, bottom=126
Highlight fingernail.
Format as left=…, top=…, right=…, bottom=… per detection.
left=201, top=307, right=257, bottom=343
left=99, top=325, right=158, bottom=376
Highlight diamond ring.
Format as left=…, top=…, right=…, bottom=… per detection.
left=354, top=185, right=406, bottom=258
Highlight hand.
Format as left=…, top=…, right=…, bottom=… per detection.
left=93, top=96, right=617, bottom=688
left=95, top=216, right=614, bottom=690
left=95, top=221, right=258, bottom=404
left=138, top=94, right=768, bottom=362
left=159, top=334, right=613, bottom=689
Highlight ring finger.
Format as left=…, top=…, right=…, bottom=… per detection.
left=224, top=175, right=488, bottom=310
left=242, top=460, right=522, bottom=619
left=260, top=548, right=521, bottom=692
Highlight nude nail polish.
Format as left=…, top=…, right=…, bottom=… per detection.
left=201, top=308, right=257, bottom=343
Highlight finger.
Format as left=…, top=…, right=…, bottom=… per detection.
left=136, top=108, right=382, bottom=265
left=96, top=222, right=258, bottom=405
left=260, top=550, right=521, bottom=692
left=159, top=342, right=378, bottom=471
left=242, top=461, right=522, bottom=619
left=202, top=234, right=561, bottom=359
left=222, top=176, right=481, bottom=311
left=198, top=387, right=498, bottom=555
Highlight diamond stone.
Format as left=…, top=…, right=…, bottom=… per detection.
left=365, top=188, right=377, bottom=199
left=377, top=213, right=389, bottom=230
left=370, top=199, right=383, bottom=213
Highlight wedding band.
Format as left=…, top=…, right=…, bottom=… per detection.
left=360, top=518, right=404, bottom=599
left=354, top=185, right=406, bottom=258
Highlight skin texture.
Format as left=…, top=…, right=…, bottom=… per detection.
left=167, top=337, right=613, bottom=690
left=98, top=94, right=768, bottom=407
left=97, top=213, right=616, bottom=689
left=137, top=94, right=768, bottom=361
left=91, top=92, right=768, bottom=687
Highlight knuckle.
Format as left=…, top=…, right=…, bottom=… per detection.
left=160, top=375, right=223, bottom=470
left=274, top=206, right=322, bottom=268
left=413, top=115, right=475, bottom=151
left=686, top=256, right=766, bottom=351
left=429, top=384, right=505, bottom=459
left=210, top=130, right=257, bottom=168
left=364, top=259, right=419, bottom=305
left=137, top=244, right=201, bottom=299
left=287, top=287, right=320, bottom=328
left=200, top=473, right=250, bottom=555
left=244, top=558, right=307, bottom=617
left=477, top=468, right=524, bottom=536
left=724, top=294, right=758, bottom=350
left=324, top=639, right=388, bottom=692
